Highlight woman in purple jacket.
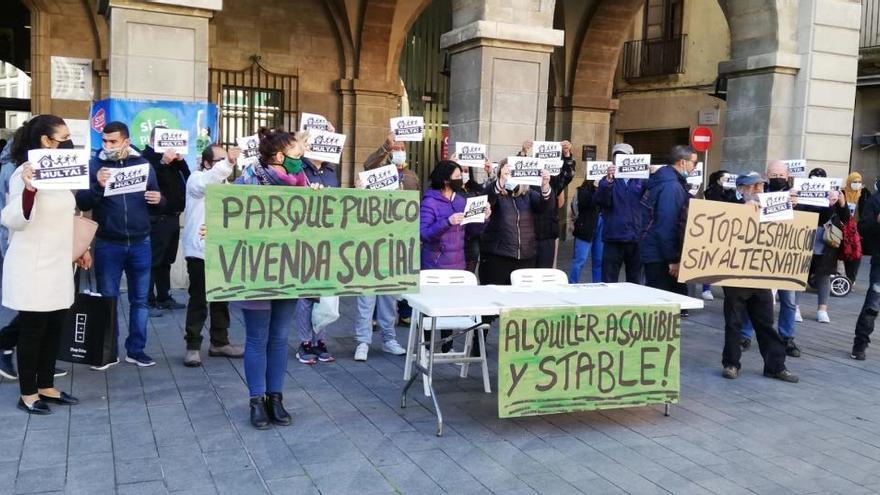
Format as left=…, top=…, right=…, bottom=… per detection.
left=420, top=160, right=490, bottom=270
left=420, top=160, right=490, bottom=351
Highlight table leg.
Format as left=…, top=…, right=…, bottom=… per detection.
left=402, top=308, right=421, bottom=381
left=664, top=403, right=671, bottom=417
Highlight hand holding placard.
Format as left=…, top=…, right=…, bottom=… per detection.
left=153, top=128, right=189, bottom=155
left=359, top=164, right=400, bottom=190
left=462, top=195, right=489, bottom=225
left=27, top=149, right=90, bottom=190
left=390, top=116, right=424, bottom=142
left=614, top=154, right=651, bottom=179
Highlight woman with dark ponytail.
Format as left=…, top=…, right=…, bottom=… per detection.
left=232, top=127, right=307, bottom=429
left=3, top=115, right=90, bottom=414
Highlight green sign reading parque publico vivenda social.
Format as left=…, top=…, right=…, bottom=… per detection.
left=204, top=184, right=420, bottom=301
left=498, top=305, right=680, bottom=418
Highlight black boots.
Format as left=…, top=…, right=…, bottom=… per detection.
left=265, top=393, right=292, bottom=426
left=250, top=396, right=270, bottom=429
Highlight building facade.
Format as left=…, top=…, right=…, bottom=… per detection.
left=2, top=0, right=863, bottom=187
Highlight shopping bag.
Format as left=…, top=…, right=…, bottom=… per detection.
left=311, top=296, right=340, bottom=334
left=57, top=269, right=117, bottom=366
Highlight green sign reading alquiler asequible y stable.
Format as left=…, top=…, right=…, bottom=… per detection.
left=498, top=305, right=680, bottom=418
left=204, top=184, right=420, bottom=301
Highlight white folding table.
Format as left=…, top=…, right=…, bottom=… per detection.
left=402, top=282, right=704, bottom=436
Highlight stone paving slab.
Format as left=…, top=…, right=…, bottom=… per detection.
left=2, top=245, right=880, bottom=494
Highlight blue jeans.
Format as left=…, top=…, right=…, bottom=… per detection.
left=568, top=215, right=604, bottom=284
left=242, top=299, right=296, bottom=397
left=294, top=298, right=323, bottom=344
left=740, top=290, right=797, bottom=339
left=94, top=237, right=151, bottom=356
left=355, top=295, right=398, bottom=345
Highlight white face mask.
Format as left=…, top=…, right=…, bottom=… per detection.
left=461, top=171, right=470, bottom=183
left=852, top=182, right=863, bottom=191
left=391, top=151, right=407, bottom=165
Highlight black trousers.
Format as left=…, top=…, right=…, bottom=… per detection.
left=0, top=313, right=21, bottom=350
left=854, top=263, right=880, bottom=348
left=185, top=258, right=230, bottom=351
left=17, top=310, right=66, bottom=396
left=535, top=239, right=558, bottom=269
left=149, top=214, right=180, bottom=303
left=722, top=287, right=786, bottom=373
left=644, top=262, right=687, bottom=295
left=602, top=241, right=642, bottom=283
left=845, top=259, right=861, bottom=282
left=479, top=253, right=535, bottom=286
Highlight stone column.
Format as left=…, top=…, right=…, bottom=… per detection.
left=441, top=0, right=564, bottom=164
left=719, top=0, right=860, bottom=178
left=106, top=0, right=216, bottom=101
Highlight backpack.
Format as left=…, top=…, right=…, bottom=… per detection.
left=839, top=216, right=862, bottom=262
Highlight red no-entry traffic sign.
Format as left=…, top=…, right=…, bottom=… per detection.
left=691, top=127, right=713, bottom=153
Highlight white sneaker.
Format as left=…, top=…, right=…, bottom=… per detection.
left=817, top=310, right=830, bottom=323
left=794, top=306, right=803, bottom=322
left=702, top=290, right=714, bottom=301
left=354, top=343, right=369, bottom=362
left=90, top=357, right=120, bottom=371
left=382, top=340, right=407, bottom=356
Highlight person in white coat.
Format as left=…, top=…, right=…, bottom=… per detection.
left=181, top=144, right=244, bottom=367
left=2, top=114, right=91, bottom=414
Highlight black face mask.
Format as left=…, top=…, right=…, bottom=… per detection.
left=56, top=139, right=74, bottom=149
left=767, top=178, right=788, bottom=192
left=449, top=179, right=464, bottom=191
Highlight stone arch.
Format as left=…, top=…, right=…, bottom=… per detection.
left=356, top=0, right=434, bottom=83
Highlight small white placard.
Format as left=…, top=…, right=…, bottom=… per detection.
left=153, top=128, right=189, bottom=154
left=28, top=149, right=90, bottom=190
left=688, top=182, right=701, bottom=197
left=104, top=164, right=151, bottom=197
left=359, top=164, right=399, bottom=190
left=614, top=154, right=651, bottom=179
left=304, top=130, right=346, bottom=164
left=793, top=178, right=831, bottom=207
left=390, top=116, right=424, bottom=142
left=687, top=161, right=704, bottom=186
left=721, top=173, right=738, bottom=190
left=507, top=156, right=543, bottom=186
left=462, top=195, right=488, bottom=225
left=758, top=191, right=794, bottom=222
left=586, top=161, right=613, bottom=181
left=829, top=178, right=844, bottom=191
left=236, top=134, right=260, bottom=167
left=455, top=142, right=486, bottom=167
left=531, top=141, right=563, bottom=176
left=783, top=159, right=807, bottom=178
left=299, top=112, right=330, bottom=132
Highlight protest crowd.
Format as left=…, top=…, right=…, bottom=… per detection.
left=0, top=112, right=875, bottom=431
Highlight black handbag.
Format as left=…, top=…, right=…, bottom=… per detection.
left=57, top=268, right=118, bottom=366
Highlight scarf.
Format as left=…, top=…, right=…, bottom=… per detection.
left=844, top=172, right=863, bottom=207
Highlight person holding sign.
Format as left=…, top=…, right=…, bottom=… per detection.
left=180, top=145, right=244, bottom=368
left=595, top=143, right=645, bottom=283
left=2, top=114, right=89, bottom=414
left=76, top=121, right=163, bottom=369
left=142, top=126, right=191, bottom=312
left=801, top=168, right=850, bottom=324
left=720, top=173, right=798, bottom=383
left=363, top=130, right=419, bottom=190
left=480, top=158, right=552, bottom=286
left=641, top=145, right=696, bottom=302
left=232, top=127, right=307, bottom=429
left=530, top=140, right=575, bottom=269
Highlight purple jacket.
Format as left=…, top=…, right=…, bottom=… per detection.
left=420, top=189, right=484, bottom=270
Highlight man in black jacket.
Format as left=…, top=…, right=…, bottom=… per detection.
left=142, top=126, right=190, bottom=311
left=852, top=188, right=880, bottom=360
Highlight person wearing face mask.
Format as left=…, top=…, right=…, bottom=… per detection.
left=141, top=126, right=191, bottom=313
left=180, top=144, right=244, bottom=368
left=528, top=140, right=576, bottom=269
left=232, top=127, right=308, bottom=429
left=801, top=167, right=850, bottom=324
left=3, top=114, right=93, bottom=414
left=595, top=143, right=645, bottom=283
left=842, top=172, right=870, bottom=282
left=640, top=145, right=696, bottom=300
left=76, top=121, right=164, bottom=369
left=720, top=172, right=798, bottom=383
left=363, top=130, right=420, bottom=190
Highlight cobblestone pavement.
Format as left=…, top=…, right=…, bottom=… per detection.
left=3, top=245, right=880, bottom=494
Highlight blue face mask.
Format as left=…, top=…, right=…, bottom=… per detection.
left=679, top=169, right=689, bottom=180
left=735, top=191, right=743, bottom=201
left=504, top=181, right=517, bottom=192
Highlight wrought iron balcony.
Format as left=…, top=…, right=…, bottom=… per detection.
left=622, top=35, right=686, bottom=80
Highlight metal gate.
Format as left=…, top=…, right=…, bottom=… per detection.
left=208, top=55, right=299, bottom=150
left=398, top=0, right=451, bottom=186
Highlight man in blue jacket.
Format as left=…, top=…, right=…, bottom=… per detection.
left=76, top=121, right=164, bottom=369
left=641, top=145, right=697, bottom=296
left=595, top=143, right=645, bottom=283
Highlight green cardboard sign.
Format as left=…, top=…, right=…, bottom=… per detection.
left=204, top=184, right=420, bottom=301
left=497, top=305, right=680, bottom=418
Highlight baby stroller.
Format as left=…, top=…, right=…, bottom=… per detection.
left=807, top=272, right=852, bottom=298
